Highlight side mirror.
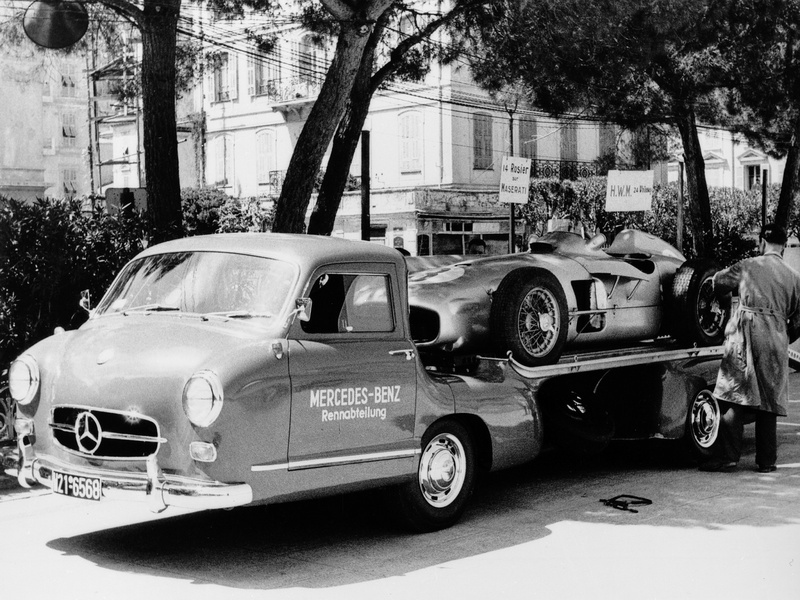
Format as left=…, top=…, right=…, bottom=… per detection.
left=79, top=289, right=92, bottom=314
left=294, top=297, right=312, bottom=322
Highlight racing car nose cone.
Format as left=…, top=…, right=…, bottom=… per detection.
left=96, top=348, right=114, bottom=365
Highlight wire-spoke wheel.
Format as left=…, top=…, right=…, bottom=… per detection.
left=491, top=268, right=569, bottom=366
left=518, top=286, right=562, bottom=358
left=672, top=260, right=728, bottom=346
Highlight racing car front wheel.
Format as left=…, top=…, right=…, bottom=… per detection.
left=491, top=268, right=569, bottom=366
left=394, top=420, right=476, bottom=532
left=671, top=259, right=727, bottom=346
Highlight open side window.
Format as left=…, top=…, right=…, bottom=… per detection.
left=302, top=273, right=394, bottom=334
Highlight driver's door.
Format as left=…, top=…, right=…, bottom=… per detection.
left=287, top=262, right=418, bottom=468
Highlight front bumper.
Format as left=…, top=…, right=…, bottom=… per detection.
left=15, top=435, right=253, bottom=513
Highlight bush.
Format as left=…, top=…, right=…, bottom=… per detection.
left=217, top=196, right=275, bottom=233
left=0, top=197, right=148, bottom=366
left=181, top=187, right=230, bottom=236
left=0, top=191, right=277, bottom=366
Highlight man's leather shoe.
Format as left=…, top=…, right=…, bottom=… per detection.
left=699, top=460, right=738, bottom=472
left=757, top=464, right=777, bottom=473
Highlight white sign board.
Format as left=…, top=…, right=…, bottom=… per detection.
left=499, top=156, right=532, bottom=204
left=605, top=170, right=654, bottom=211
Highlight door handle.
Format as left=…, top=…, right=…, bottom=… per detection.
left=389, top=349, right=415, bottom=361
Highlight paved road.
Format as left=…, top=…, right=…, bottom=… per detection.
left=2, top=377, right=800, bottom=600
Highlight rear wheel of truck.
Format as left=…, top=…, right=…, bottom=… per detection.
left=491, top=268, right=569, bottom=366
left=684, top=389, right=722, bottom=461
left=671, top=260, right=727, bottom=346
left=394, top=420, right=476, bottom=532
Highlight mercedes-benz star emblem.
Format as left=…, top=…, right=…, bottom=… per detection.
left=75, top=411, right=102, bottom=455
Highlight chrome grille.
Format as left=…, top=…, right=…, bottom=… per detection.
left=50, top=405, right=164, bottom=460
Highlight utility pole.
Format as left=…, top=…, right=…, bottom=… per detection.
left=678, top=159, right=684, bottom=253
left=508, top=108, right=515, bottom=253
left=361, top=130, right=370, bottom=241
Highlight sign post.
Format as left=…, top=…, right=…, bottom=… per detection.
left=499, top=156, right=532, bottom=252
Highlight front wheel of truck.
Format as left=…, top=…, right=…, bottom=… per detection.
left=394, top=420, right=476, bottom=532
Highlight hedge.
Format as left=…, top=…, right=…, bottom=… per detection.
left=0, top=189, right=274, bottom=366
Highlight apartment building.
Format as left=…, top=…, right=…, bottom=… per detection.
left=198, top=10, right=620, bottom=254
left=0, top=46, right=90, bottom=201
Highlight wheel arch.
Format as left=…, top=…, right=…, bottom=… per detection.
left=426, top=413, right=493, bottom=473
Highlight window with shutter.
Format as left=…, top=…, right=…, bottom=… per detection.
left=256, top=130, right=275, bottom=185
left=213, top=136, right=232, bottom=186
left=399, top=111, right=422, bottom=173
left=560, top=120, right=578, bottom=161
left=61, top=64, right=76, bottom=98
left=214, top=53, right=237, bottom=102
left=519, top=118, right=537, bottom=160
left=299, top=36, right=319, bottom=84
left=473, top=113, right=493, bottom=170
left=61, top=112, right=76, bottom=148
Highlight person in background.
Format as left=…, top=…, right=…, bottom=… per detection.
left=701, top=223, right=800, bottom=473
left=467, top=237, right=486, bottom=255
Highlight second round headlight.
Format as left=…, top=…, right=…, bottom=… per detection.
left=182, top=370, right=224, bottom=427
left=8, top=355, right=40, bottom=405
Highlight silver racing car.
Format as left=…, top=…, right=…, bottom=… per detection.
left=407, top=229, right=727, bottom=367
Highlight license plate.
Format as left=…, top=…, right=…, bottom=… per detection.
left=52, top=470, right=102, bottom=501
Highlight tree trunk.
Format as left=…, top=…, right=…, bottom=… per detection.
left=271, top=23, right=376, bottom=233
left=675, top=108, right=714, bottom=257
left=307, top=22, right=385, bottom=235
left=774, top=113, right=800, bottom=230
left=140, top=0, right=183, bottom=242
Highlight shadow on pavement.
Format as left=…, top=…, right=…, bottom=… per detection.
left=45, top=425, right=800, bottom=591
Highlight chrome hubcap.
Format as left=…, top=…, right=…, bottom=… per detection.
left=419, top=433, right=466, bottom=508
left=691, top=391, right=720, bottom=448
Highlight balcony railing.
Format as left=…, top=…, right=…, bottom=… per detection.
left=532, top=160, right=601, bottom=180
left=268, top=170, right=286, bottom=195
left=265, top=77, right=324, bottom=103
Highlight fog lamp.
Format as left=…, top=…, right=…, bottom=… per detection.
left=182, top=370, right=223, bottom=427
left=8, top=355, right=40, bottom=405
left=189, top=441, right=218, bottom=463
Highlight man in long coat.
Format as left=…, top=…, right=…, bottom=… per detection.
left=704, top=224, right=800, bottom=472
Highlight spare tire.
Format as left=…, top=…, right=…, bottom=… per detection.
left=671, top=259, right=727, bottom=346
left=490, top=268, right=569, bottom=366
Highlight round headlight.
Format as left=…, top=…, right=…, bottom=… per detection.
left=8, top=355, right=40, bottom=405
left=182, top=370, right=223, bottom=427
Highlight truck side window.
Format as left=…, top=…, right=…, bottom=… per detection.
left=302, top=273, right=394, bottom=334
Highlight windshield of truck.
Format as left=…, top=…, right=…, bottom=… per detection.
left=95, top=251, right=297, bottom=321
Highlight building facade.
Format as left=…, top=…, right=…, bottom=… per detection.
left=195, top=9, right=622, bottom=254
left=0, top=44, right=91, bottom=201
left=667, top=126, right=786, bottom=192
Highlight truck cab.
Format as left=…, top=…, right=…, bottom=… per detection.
left=11, top=234, right=544, bottom=531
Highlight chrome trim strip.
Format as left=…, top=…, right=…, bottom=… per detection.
left=250, top=447, right=421, bottom=472
left=101, top=431, right=168, bottom=443
left=49, top=424, right=165, bottom=444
